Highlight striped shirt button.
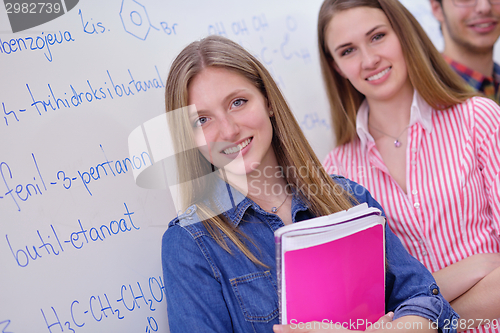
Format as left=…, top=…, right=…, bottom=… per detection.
left=414, top=202, right=420, bottom=208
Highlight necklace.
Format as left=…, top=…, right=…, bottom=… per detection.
left=369, top=123, right=410, bottom=148
left=268, top=194, right=289, bottom=213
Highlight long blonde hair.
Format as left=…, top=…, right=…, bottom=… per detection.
left=317, top=0, right=477, bottom=146
left=165, top=35, right=354, bottom=265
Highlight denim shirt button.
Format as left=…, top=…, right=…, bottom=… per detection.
left=432, top=288, right=439, bottom=295
left=178, top=205, right=198, bottom=219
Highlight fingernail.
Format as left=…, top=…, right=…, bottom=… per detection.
left=387, top=311, right=394, bottom=318
left=273, top=324, right=282, bottom=333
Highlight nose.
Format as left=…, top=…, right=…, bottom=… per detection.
left=217, top=113, right=240, bottom=142
left=361, top=47, right=381, bottom=70
left=476, top=0, right=492, bottom=13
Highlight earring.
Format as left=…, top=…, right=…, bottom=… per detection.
left=269, top=110, right=274, bottom=116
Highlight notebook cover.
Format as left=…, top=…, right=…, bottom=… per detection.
left=284, top=224, right=384, bottom=329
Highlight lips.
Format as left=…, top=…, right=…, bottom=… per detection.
left=472, top=22, right=495, bottom=28
left=222, top=137, right=252, bottom=155
left=366, top=67, right=391, bottom=81
left=468, top=18, right=499, bottom=32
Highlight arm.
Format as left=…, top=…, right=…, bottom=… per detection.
left=161, top=224, right=233, bottom=333
left=274, top=178, right=456, bottom=333
left=437, top=97, right=500, bottom=328
left=432, top=253, right=500, bottom=302
left=274, top=315, right=436, bottom=333
left=333, top=177, right=459, bottom=332
left=450, top=265, right=500, bottom=331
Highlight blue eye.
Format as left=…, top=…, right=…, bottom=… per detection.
left=193, top=116, right=209, bottom=127
left=341, top=48, right=354, bottom=56
left=372, top=33, right=385, bottom=41
left=232, top=98, right=247, bottom=108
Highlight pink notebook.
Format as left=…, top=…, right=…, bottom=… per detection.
left=275, top=204, right=385, bottom=330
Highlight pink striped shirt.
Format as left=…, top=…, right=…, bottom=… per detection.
left=323, top=92, right=500, bottom=333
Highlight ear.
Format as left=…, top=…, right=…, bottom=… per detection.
left=430, top=0, right=445, bottom=23
left=266, top=99, right=273, bottom=117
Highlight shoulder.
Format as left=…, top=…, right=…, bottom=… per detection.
left=322, top=141, right=361, bottom=172
left=322, top=150, right=339, bottom=173
left=161, top=211, right=222, bottom=285
left=331, top=140, right=361, bottom=154
left=453, top=97, right=500, bottom=137
left=163, top=205, right=207, bottom=245
left=329, top=174, right=366, bottom=197
left=161, top=206, right=216, bottom=275
left=454, top=96, right=500, bottom=119
left=328, top=174, right=385, bottom=215
left=329, top=174, right=364, bottom=190
left=470, top=96, right=500, bottom=118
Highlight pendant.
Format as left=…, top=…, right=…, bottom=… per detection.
left=394, top=140, right=401, bottom=148
left=271, top=207, right=278, bottom=213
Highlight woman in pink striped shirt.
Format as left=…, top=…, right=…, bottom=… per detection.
left=318, top=0, right=500, bottom=331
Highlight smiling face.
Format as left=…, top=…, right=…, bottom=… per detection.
left=431, top=0, right=500, bottom=54
left=325, top=6, right=413, bottom=104
left=187, top=66, right=277, bottom=177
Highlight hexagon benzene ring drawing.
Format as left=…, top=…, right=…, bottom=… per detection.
left=120, top=0, right=152, bottom=40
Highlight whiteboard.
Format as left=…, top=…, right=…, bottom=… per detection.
left=0, top=1, right=494, bottom=332
left=0, top=0, right=330, bottom=332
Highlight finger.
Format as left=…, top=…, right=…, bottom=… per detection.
left=274, top=324, right=307, bottom=333
left=274, top=322, right=324, bottom=333
left=274, top=324, right=296, bottom=333
left=365, top=312, right=394, bottom=331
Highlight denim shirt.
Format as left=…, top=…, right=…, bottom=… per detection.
left=161, top=175, right=458, bottom=333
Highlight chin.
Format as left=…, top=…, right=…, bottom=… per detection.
left=219, top=162, right=253, bottom=176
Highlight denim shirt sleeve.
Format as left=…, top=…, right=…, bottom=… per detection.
left=332, top=175, right=459, bottom=333
left=161, top=221, right=232, bottom=333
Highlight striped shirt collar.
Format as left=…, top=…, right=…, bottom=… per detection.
left=356, top=90, right=433, bottom=149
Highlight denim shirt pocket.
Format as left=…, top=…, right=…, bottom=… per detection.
left=230, top=271, right=279, bottom=323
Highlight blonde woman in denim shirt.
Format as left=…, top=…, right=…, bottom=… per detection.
left=161, top=35, right=457, bottom=333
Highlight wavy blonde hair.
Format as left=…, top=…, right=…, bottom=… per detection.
left=317, top=0, right=477, bottom=146
left=165, top=35, right=355, bottom=265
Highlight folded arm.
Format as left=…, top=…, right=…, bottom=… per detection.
left=450, top=265, right=500, bottom=331
left=432, top=253, right=500, bottom=302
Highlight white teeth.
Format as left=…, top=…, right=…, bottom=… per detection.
left=475, top=23, right=492, bottom=28
left=367, top=67, right=391, bottom=81
left=223, top=138, right=251, bottom=155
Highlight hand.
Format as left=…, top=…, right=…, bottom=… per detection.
left=450, top=265, right=500, bottom=330
left=366, top=312, right=394, bottom=331
left=273, top=321, right=351, bottom=333
left=273, top=313, right=394, bottom=333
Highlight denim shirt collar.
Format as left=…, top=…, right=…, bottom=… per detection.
left=356, top=90, right=433, bottom=149
left=178, top=176, right=310, bottom=228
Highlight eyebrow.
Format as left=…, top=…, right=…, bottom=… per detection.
left=188, top=107, right=201, bottom=119
left=224, top=88, right=247, bottom=102
left=188, top=88, right=249, bottom=118
left=334, top=24, right=386, bottom=52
